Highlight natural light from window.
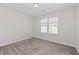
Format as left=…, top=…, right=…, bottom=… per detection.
left=41, top=17, right=58, bottom=34
left=41, top=18, right=47, bottom=33
left=49, top=17, right=58, bottom=34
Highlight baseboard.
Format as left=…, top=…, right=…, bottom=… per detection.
left=76, top=47, right=79, bottom=54
left=0, top=36, right=33, bottom=47
left=0, top=35, right=78, bottom=54
left=34, top=36, right=76, bottom=48
left=34, top=36, right=79, bottom=54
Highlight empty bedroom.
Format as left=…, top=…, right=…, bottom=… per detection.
left=0, top=2, right=79, bottom=55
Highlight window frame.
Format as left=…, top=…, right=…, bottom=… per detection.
left=40, top=18, right=48, bottom=34
left=40, top=17, right=59, bottom=35
left=48, top=17, right=58, bottom=34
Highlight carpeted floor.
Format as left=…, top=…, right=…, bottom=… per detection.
left=0, top=38, right=78, bottom=55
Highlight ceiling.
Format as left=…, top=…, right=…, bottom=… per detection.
left=0, top=3, right=76, bottom=17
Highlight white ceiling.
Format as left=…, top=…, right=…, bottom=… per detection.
left=0, top=3, right=76, bottom=17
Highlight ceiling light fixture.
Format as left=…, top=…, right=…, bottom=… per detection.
left=33, top=3, right=39, bottom=8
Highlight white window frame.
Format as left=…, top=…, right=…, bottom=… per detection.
left=40, top=18, right=48, bottom=33
left=40, top=17, right=58, bottom=34
left=48, top=17, right=58, bottom=34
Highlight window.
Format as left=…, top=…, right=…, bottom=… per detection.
left=49, top=17, right=58, bottom=34
left=40, top=17, right=58, bottom=34
left=41, top=18, right=47, bottom=33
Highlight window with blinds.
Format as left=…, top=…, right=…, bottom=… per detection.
left=41, top=18, right=47, bottom=33
left=49, top=17, right=58, bottom=34
left=40, top=17, right=58, bottom=34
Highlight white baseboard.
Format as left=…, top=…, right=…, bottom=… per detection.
left=34, top=36, right=75, bottom=47
left=0, top=35, right=78, bottom=54
left=34, top=36, right=79, bottom=54
left=76, top=47, right=79, bottom=54
left=0, top=35, right=33, bottom=47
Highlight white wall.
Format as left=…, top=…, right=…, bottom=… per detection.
left=34, top=7, right=76, bottom=47
left=0, top=5, right=77, bottom=48
left=76, top=4, right=79, bottom=53
left=0, top=6, right=33, bottom=46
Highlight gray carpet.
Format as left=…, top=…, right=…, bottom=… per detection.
left=0, top=38, right=78, bottom=55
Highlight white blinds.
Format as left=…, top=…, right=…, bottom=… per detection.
left=40, top=17, right=58, bottom=34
